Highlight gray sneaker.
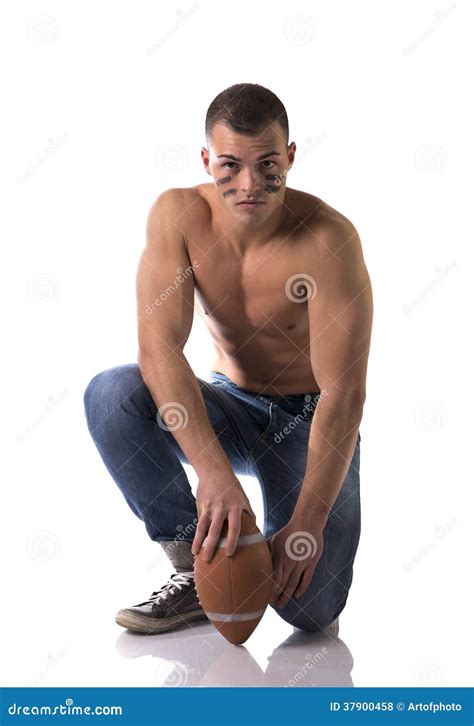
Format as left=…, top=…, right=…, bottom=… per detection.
left=115, top=571, right=209, bottom=634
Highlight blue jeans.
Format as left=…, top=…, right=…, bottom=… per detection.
left=83, top=364, right=362, bottom=632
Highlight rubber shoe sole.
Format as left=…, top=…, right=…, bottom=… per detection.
left=115, top=607, right=209, bottom=634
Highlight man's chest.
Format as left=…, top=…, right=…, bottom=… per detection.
left=189, top=237, right=313, bottom=336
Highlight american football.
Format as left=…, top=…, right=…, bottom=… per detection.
left=194, top=510, right=274, bottom=645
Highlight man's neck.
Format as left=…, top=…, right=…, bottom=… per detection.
left=210, top=193, right=287, bottom=252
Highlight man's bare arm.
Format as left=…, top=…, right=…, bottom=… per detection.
left=136, top=189, right=254, bottom=558
left=136, top=188, right=231, bottom=478
left=295, top=218, right=373, bottom=524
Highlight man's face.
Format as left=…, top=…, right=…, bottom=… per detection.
left=201, top=121, right=296, bottom=227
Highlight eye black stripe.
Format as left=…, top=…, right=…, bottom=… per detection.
left=222, top=188, right=237, bottom=198
left=216, top=175, right=232, bottom=186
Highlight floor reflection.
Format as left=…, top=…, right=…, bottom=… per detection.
left=116, top=621, right=354, bottom=687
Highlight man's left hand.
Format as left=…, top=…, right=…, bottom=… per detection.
left=269, top=516, right=325, bottom=608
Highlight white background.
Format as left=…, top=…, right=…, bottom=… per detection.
left=1, top=0, right=472, bottom=687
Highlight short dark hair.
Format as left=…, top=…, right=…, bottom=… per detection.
left=205, top=83, right=289, bottom=145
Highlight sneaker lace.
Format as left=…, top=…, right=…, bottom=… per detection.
left=145, top=571, right=195, bottom=605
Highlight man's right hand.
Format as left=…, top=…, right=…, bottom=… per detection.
left=191, top=470, right=255, bottom=562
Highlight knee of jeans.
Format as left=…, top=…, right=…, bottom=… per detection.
left=84, top=369, right=111, bottom=420
left=83, top=364, right=140, bottom=424
left=274, top=597, right=339, bottom=633
left=84, top=372, right=103, bottom=421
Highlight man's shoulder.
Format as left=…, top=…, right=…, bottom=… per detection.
left=150, top=185, right=210, bottom=216
left=287, top=188, right=355, bottom=231
left=287, top=188, right=362, bottom=265
left=147, top=185, right=211, bottom=241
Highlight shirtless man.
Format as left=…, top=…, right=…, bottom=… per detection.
left=84, top=83, right=373, bottom=637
